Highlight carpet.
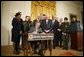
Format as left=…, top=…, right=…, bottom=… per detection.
left=59, top=52, right=76, bottom=56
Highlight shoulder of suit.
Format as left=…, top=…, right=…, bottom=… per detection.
left=12, top=17, right=17, bottom=21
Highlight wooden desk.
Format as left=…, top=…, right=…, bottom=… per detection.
left=23, top=33, right=54, bottom=56
left=70, top=31, right=83, bottom=50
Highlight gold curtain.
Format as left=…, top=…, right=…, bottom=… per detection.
left=31, top=1, right=56, bottom=21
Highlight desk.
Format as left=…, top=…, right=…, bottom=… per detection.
left=70, top=32, right=83, bottom=50
left=23, top=33, right=54, bottom=56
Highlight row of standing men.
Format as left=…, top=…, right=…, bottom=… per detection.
left=11, top=12, right=79, bottom=55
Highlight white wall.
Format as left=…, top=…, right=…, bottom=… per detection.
left=1, top=1, right=31, bottom=46
left=56, top=1, right=83, bottom=23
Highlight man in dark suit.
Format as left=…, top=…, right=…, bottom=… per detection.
left=41, top=15, right=52, bottom=33
left=70, top=17, right=82, bottom=50
left=41, top=15, right=52, bottom=50
left=50, top=15, right=59, bottom=49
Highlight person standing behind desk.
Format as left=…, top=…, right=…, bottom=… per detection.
left=61, top=17, right=70, bottom=50
left=41, top=15, right=52, bottom=50
left=11, top=12, right=23, bottom=54
left=50, top=15, right=59, bottom=49
left=22, top=16, right=32, bottom=51
left=41, top=15, right=52, bottom=33
left=58, top=18, right=63, bottom=48
left=69, top=17, right=82, bottom=50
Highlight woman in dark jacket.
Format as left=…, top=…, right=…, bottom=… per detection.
left=11, top=12, right=23, bottom=54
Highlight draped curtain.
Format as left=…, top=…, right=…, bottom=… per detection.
left=31, top=1, right=56, bottom=21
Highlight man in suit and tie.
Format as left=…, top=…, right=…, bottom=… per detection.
left=41, top=15, right=52, bottom=50
left=41, top=15, right=52, bottom=33
left=51, top=15, right=59, bottom=49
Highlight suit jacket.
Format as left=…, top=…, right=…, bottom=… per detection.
left=61, top=22, right=70, bottom=33
left=70, top=21, right=81, bottom=32
left=29, top=26, right=42, bottom=33
left=50, top=20, right=59, bottom=34
left=41, top=19, right=52, bottom=32
left=23, top=21, right=32, bottom=33
left=11, top=17, right=23, bottom=42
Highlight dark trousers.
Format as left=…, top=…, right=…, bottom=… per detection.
left=13, top=42, right=20, bottom=52
left=62, top=34, right=69, bottom=49
left=43, top=40, right=51, bottom=50
left=53, top=34, right=62, bottom=48
left=22, top=32, right=28, bottom=50
left=57, top=35, right=62, bottom=47
left=43, top=40, right=47, bottom=50
left=59, top=37, right=62, bottom=47
left=13, top=35, right=21, bottom=52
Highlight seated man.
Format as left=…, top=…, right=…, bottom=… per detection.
left=29, top=20, right=44, bottom=56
